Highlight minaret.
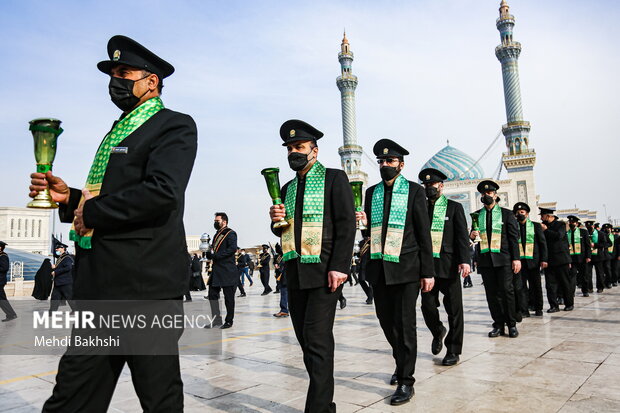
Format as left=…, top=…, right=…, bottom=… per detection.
left=337, top=32, right=367, bottom=185
left=495, top=0, right=537, bottom=209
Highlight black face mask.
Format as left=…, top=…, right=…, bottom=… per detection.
left=481, top=194, right=494, bottom=205
left=425, top=186, right=439, bottom=199
left=380, top=166, right=399, bottom=181
left=213, top=222, right=221, bottom=231
left=108, top=76, right=149, bottom=112
left=516, top=213, right=527, bottom=222
left=569, top=223, right=577, bottom=229
left=288, top=151, right=313, bottom=171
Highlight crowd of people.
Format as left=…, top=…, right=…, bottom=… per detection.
left=0, top=34, right=615, bottom=412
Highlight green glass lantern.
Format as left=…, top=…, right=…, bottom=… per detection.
left=27, top=118, right=63, bottom=209
left=350, top=181, right=366, bottom=230
left=470, top=212, right=482, bottom=243
left=261, top=167, right=289, bottom=229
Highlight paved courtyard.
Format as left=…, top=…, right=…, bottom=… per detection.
left=1, top=276, right=620, bottom=412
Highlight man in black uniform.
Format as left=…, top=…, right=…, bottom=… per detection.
left=205, top=212, right=239, bottom=329
left=540, top=208, right=573, bottom=312
left=585, top=220, right=606, bottom=293
left=469, top=181, right=520, bottom=338
left=259, top=244, right=273, bottom=295
left=418, top=168, right=469, bottom=366
left=0, top=241, right=18, bottom=322
left=567, top=216, right=592, bottom=297
left=357, top=139, right=434, bottom=405
left=30, top=35, right=197, bottom=412
left=513, top=203, right=548, bottom=317
left=612, top=227, right=620, bottom=286
left=601, top=224, right=615, bottom=289
left=269, top=119, right=355, bottom=413
left=49, top=242, right=75, bottom=312
left=357, top=237, right=374, bottom=305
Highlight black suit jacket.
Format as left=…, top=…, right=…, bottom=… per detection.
left=589, top=229, right=606, bottom=263
left=428, top=199, right=470, bottom=279
left=271, top=167, right=356, bottom=290
left=207, top=228, right=239, bottom=287
left=543, top=219, right=571, bottom=267
left=0, top=252, right=8, bottom=286
left=568, top=228, right=592, bottom=264
left=59, top=108, right=198, bottom=299
left=474, top=206, right=520, bottom=268
left=53, top=253, right=74, bottom=286
left=600, top=231, right=614, bottom=261
left=363, top=180, right=435, bottom=285
left=518, top=221, right=549, bottom=269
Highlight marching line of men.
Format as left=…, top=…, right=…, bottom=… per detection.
left=6, top=33, right=616, bottom=412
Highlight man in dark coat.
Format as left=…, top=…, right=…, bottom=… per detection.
left=567, top=216, right=592, bottom=297
left=258, top=245, right=272, bottom=295
left=30, top=35, right=197, bottom=412
left=357, top=139, right=435, bottom=405
left=469, top=181, right=521, bottom=338
left=585, top=220, right=607, bottom=293
left=205, top=212, right=239, bottom=329
left=418, top=168, right=470, bottom=366
left=49, top=242, right=75, bottom=312
left=513, top=203, right=548, bottom=317
left=612, top=227, right=620, bottom=287
left=601, top=224, right=615, bottom=289
left=356, top=237, right=374, bottom=305
left=273, top=243, right=289, bottom=317
left=0, top=241, right=17, bottom=322
left=540, top=208, right=573, bottom=312
left=270, top=119, right=356, bottom=413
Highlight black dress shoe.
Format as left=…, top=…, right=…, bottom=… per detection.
left=515, top=312, right=523, bottom=323
left=508, top=326, right=519, bottom=338
left=204, top=319, right=223, bottom=329
left=488, top=328, right=505, bottom=338
left=564, top=305, right=574, bottom=311
left=365, top=297, right=373, bottom=305
left=442, top=353, right=459, bottom=366
left=432, top=326, right=447, bottom=355
left=1, top=315, right=17, bottom=322
left=583, top=293, right=589, bottom=297
left=547, top=307, right=560, bottom=313
left=238, top=293, right=246, bottom=297
left=521, top=311, right=530, bottom=318
left=613, top=283, right=618, bottom=287
left=534, top=310, right=543, bottom=316
left=390, top=384, right=414, bottom=405
left=339, top=297, right=347, bottom=309
left=220, top=322, right=233, bottom=329
left=597, top=289, right=603, bottom=293
left=390, top=371, right=398, bottom=385
left=588, top=289, right=594, bottom=293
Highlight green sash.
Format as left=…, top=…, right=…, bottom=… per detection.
left=70, top=97, right=164, bottom=249
left=519, top=219, right=535, bottom=259
left=568, top=229, right=581, bottom=255
left=281, top=161, right=326, bottom=264
left=430, top=195, right=448, bottom=258
left=370, top=175, right=409, bottom=263
left=591, top=230, right=599, bottom=256
left=608, top=233, right=615, bottom=254
left=478, top=205, right=502, bottom=254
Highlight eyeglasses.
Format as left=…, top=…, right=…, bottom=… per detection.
left=377, top=158, right=400, bottom=165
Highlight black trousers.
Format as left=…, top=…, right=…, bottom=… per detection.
left=602, top=260, right=613, bottom=287
left=42, top=353, right=183, bottom=412
left=358, top=279, right=373, bottom=300
left=208, top=285, right=237, bottom=324
left=372, top=269, right=420, bottom=386
left=589, top=261, right=606, bottom=291
left=545, top=264, right=573, bottom=308
left=521, top=266, right=543, bottom=311
left=571, top=262, right=588, bottom=295
left=288, top=285, right=342, bottom=413
left=512, top=269, right=525, bottom=316
left=480, top=266, right=517, bottom=328
left=612, top=259, right=619, bottom=284
left=259, top=268, right=272, bottom=294
left=50, top=284, right=75, bottom=312
left=421, top=276, right=463, bottom=354
left=0, top=285, right=16, bottom=317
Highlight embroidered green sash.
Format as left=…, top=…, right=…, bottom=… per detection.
left=370, top=174, right=409, bottom=263
left=430, top=195, right=448, bottom=258
left=281, top=161, right=326, bottom=264
left=591, top=230, right=599, bottom=256
left=478, top=205, right=502, bottom=254
left=568, top=229, right=581, bottom=255
left=70, top=97, right=164, bottom=249
left=608, top=233, right=615, bottom=254
left=519, top=219, right=535, bottom=259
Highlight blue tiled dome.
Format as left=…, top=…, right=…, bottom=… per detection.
left=421, top=145, right=485, bottom=181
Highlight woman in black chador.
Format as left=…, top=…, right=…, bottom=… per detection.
left=32, top=259, right=53, bottom=300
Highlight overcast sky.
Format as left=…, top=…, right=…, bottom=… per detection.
left=1, top=0, right=618, bottom=247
